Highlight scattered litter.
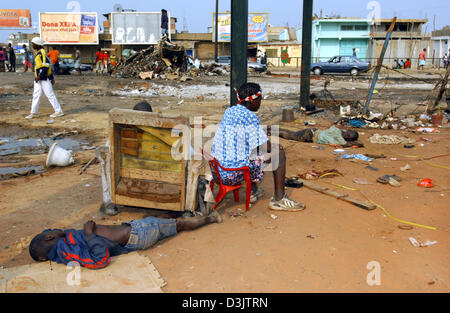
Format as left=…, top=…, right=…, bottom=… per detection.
left=270, top=214, right=278, bottom=220
left=333, top=148, right=345, bottom=154
left=349, top=119, right=366, bottom=128
left=352, top=178, right=371, bottom=185
left=306, top=234, right=316, bottom=239
left=284, top=178, right=304, bottom=188
left=400, top=164, right=411, bottom=172
left=85, top=184, right=90, bottom=187
left=46, top=119, right=55, bottom=124
left=178, top=99, right=184, bottom=105
left=393, top=250, right=397, bottom=254
left=415, top=127, right=437, bottom=133
left=365, top=166, right=379, bottom=171
left=342, top=154, right=372, bottom=162
left=418, top=178, right=434, bottom=188
left=398, top=225, right=413, bottom=230
left=403, top=144, right=415, bottom=149
left=81, top=145, right=96, bottom=150
left=229, top=210, right=244, bottom=217
left=298, top=169, right=343, bottom=180
left=388, top=177, right=401, bottom=187
left=377, top=174, right=402, bottom=185
left=409, top=237, right=437, bottom=247
left=369, top=134, right=415, bottom=145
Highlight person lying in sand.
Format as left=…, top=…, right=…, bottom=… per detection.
left=29, top=212, right=222, bottom=269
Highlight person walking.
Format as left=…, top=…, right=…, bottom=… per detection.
left=161, top=9, right=169, bottom=38
left=25, top=37, right=64, bottom=120
left=0, top=47, right=5, bottom=72
left=7, top=43, right=16, bottom=72
left=74, top=47, right=82, bottom=76
left=47, top=46, right=60, bottom=75
left=352, top=48, right=357, bottom=57
left=419, top=48, right=426, bottom=70
left=95, top=48, right=104, bottom=75
left=23, top=44, right=32, bottom=72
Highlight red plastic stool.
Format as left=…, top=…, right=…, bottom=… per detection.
left=201, top=149, right=252, bottom=211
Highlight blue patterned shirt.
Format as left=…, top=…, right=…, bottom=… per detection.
left=212, top=105, right=268, bottom=179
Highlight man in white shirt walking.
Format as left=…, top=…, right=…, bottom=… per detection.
left=26, top=37, right=64, bottom=120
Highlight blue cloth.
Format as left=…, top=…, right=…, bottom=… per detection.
left=342, top=154, right=372, bottom=162
left=349, top=119, right=366, bottom=128
left=123, top=216, right=177, bottom=251
left=47, top=229, right=128, bottom=269
left=212, top=105, right=268, bottom=180
left=420, top=59, right=426, bottom=66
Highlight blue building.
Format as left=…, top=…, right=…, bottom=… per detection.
left=311, top=19, right=371, bottom=62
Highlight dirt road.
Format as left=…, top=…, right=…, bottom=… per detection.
left=0, top=71, right=448, bottom=292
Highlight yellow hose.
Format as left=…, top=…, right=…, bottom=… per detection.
left=319, top=180, right=437, bottom=230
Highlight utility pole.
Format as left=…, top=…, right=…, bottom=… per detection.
left=230, top=0, right=248, bottom=106
left=300, top=0, right=314, bottom=111
left=215, top=0, right=219, bottom=62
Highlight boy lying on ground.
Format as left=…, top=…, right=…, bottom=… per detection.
left=211, top=82, right=305, bottom=211
left=29, top=212, right=222, bottom=269
left=278, top=127, right=362, bottom=147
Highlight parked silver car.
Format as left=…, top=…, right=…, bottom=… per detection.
left=217, top=56, right=267, bottom=72
left=311, top=56, right=370, bottom=76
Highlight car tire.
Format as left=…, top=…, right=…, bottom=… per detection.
left=313, top=68, right=322, bottom=75
left=350, top=68, right=359, bottom=76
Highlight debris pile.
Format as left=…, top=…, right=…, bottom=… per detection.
left=338, top=111, right=445, bottom=131
left=112, top=39, right=188, bottom=79
left=112, top=38, right=230, bottom=80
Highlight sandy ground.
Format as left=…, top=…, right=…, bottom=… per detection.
left=0, top=69, right=449, bottom=292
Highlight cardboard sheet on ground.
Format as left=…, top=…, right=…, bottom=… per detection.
left=0, top=252, right=165, bottom=293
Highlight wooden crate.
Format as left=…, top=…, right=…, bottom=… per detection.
left=109, top=108, right=189, bottom=212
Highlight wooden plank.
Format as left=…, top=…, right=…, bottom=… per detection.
left=297, top=178, right=376, bottom=211
left=120, top=168, right=182, bottom=184
left=116, top=180, right=181, bottom=203
left=109, top=108, right=188, bottom=129
left=117, top=177, right=181, bottom=195
left=115, top=194, right=183, bottom=211
left=121, top=156, right=182, bottom=172
left=138, top=126, right=181, bottom=147
left=110, top=124, right=121, bottom=203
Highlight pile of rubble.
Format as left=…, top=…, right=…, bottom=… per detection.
left=112, top=38, right=229, bottom=81
left=337, top=110, right=447, bottom=131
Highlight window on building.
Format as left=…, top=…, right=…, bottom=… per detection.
left=341, top=25, right=353, bottom=31
left=355, top=25, right=368, bottom=31
left=265, top=49, right=278, bottom=58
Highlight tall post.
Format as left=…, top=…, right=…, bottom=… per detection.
left=215, top=0, right=219, bottom=62
left=363, top=17, right=397, bottom=115
left=230, top=0, right=248, bottom=106
left=300, top=0, right=314, bottom=111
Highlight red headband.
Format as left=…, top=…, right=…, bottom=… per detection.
left=234, top=88, right=262, bottom=104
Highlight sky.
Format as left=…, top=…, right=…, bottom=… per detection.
left=1, top=0, right=450, bottom=43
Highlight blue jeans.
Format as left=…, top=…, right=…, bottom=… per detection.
left=123, top=216, right=177, bottom=251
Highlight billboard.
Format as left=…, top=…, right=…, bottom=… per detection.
left=39, top=12, right=99, bottom=44
left=111, top=12, right=170, bottom=45
left=212, top=13, right=268, bottom=42
left=0, top=9, right=31, bottom=28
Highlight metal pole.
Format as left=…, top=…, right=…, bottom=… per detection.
left=363, top=17, right=397, bottom=115
left=230, top=0, right=248, bottom=106
left=215, top=0, right=219, bottom=62
left=300, top=0, right=314, bottom=111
